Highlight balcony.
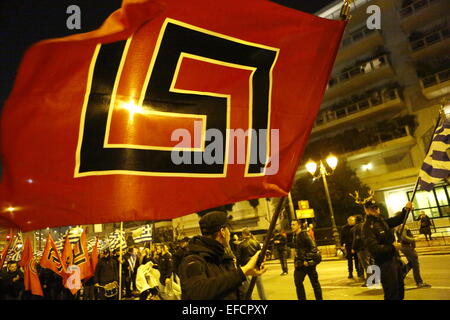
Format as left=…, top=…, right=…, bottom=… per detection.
left=420, top=68, right=450, bottom=99
left=336, top=27, right=384, bottom=65
left=410, top=26, right=450, bottom=60
left=324, top=54, right=394, bottom=101
left=400, top=0, right=450, bottom=32
left=313, top=88, right=404, bottom=134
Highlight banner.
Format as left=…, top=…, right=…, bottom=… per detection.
left=0, top=0, right=346, bottom=231
left=40, top=233, right=66, bottom=277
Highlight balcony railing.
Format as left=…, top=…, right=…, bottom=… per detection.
left=341, top=26, right=378, bottom=47
left=400, top=0, right=441, bottom=18
left=420, top=68, right=450, bottom=89
left=328, top=54, right=389, bottom=88
left=315, top=88, right=401, bottom=127
left=410, top=26, right=450, bottom=52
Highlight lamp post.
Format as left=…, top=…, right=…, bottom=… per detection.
left=306, top=155, right=341, bottom=252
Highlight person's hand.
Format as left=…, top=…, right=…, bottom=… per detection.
left=351, top=249, right=355, bottom=254
left=303, top=261, right=309, bottom=267
left=393, top=242, right=401, bottom=251
left=241, top=251, right=268, bottom=277
left=405, top=201, right=413, bottom=211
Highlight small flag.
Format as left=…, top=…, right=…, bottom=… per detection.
left=40, top=233, right=66, bottom=277
left=132, top=224, right=152, bottom=244
left=20, top=237, right=44, bottom=296
left=6, top=232, right=23, bottom=263
left=108, top=230, right=127, bottom=251
left=0, top=231, right=13, bottom=269
left=419, top=117, right=450, bottom=191
left=61, top=234, right=73, bottom=269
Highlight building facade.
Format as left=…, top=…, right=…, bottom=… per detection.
left=296, top=0, right=450, bottom=229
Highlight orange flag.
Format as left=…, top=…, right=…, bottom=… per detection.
left=88, top=238, right=99, bottom=280
left=40, top=233, right=66, bottom=277
left=19, top=237, right=44, bottom=296
left=73, top=230, right=92, bottom=280
left=61, top=234, right=73, bottom=269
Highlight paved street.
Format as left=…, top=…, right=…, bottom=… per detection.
left=256, top=254, right=450, bottom=300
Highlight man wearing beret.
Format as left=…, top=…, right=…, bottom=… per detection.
left=178, top=211, right=267, bottom=300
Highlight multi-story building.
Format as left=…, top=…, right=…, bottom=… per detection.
left=295, top=0, right=450, bottom=230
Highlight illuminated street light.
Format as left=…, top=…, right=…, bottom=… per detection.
left=305, top=156, right=341, bottom=253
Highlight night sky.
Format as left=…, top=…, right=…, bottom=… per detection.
left=0, top=0, right=335, bottom=107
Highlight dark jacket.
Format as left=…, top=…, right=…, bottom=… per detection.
left=1, top=269, right=24, bottom=299
left=272, top=233, right=287, bottom=251
left=94, top=257, right=119, bottom=286
left=178, top=236, right=246, bottom=300
left=351, top=222, right=366, bottom=252
left=362, top=208, right=407, bottom=265
left=158, top=252, right=173, bottom=285
left=419, top=215, right=433, bottom=235
left=290, top=231, right=321, bottom=267
left=173, top=247, right=189, bottom=276
left=340, top=224, right=354, bottom=247
left=236, top=237, right=260, bottom=266
left=395, top=226, right=416, bottom=249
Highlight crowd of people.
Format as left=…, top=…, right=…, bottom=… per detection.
left=0, top=203, right=435, bottom=301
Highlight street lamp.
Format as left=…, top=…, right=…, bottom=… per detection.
left=306, top=154, right=341, bottom=252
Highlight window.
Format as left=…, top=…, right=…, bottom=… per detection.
left=407, top=185, right=450, bottom=219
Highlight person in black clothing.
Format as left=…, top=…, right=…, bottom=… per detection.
left=178, top=211, right=267, bottom=300
left=340, top=216, right=362, bottom=279
left=351, top=214, right=372, bottom=285
left=158, top=244, right=174, bottom=286
left=94, top=249, right=120, bottom=300
left=236, top=228, right=267, bottom=300
left=362, top=200, right=412, bottom=300
left=290, top=220, right=322, bottom=300
left=173, top=237, right=190, bottom=277
left=1, top=261, right=24, bottom=300
left=271, top=229, right=289, bottom=275
left=419, top=212, right=433, bottom=241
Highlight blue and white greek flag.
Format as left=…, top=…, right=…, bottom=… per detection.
left=133, top=224, right=152, bottom=244
left=108, top=230, right=127, bottom=251
left=419, top=118, right=450, bottom=191
left=6, top=232, right=23, bottom=262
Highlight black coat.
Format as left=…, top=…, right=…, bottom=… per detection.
left=172, top=247, right=188, bottom=276
left=419, top=215, right=433, bottom=235
left=178, top=236, right=246, bottom=300
left=94, top=257, right=119, bottom=286
left=290, top=231, right=321, bottom=267
left=236, top=238, right=260, bottom=266
left=340, top=224, right=354, bottom=247
left=158, top=252, right=173, bottom=285
left=362, top=209, right=407, bottom=265
left=351, top=222, right=366, bottom=252
left=271, top=234, right=287, bottom=251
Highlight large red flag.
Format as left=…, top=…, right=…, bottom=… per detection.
left=40, top=234, right=66, bottom=277
left=0, top=0, right=346, bottom=231
left=19, top=237, right=44, bottom=296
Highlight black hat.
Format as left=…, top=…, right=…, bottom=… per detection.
left=199, top=211, right=231, bottom=235
left=364, top=200, right=379, bottom=209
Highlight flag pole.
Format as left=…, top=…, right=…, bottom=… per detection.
left=340, top=0, right=353, bottom=21
left=398, top=106, right=445, bottom=240
left=119, top=221, right=123, bottom=300
left=245, top=196, right=286, bottom=300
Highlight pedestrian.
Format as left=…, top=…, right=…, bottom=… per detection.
left=340, top=216, right=362, bottom=279
left=351, top=214, right=373, bottom=285
left=237, top=228, right=268, bottom=300
left=94, top=249, right=120, bottom=300
left=1, top=261, right=24, bottom=300
left=229, top=234, right=240, bottom=257
left=395, top=223, right=431, bottom=288
left=173, top=237, right=190, bottom=278
left=418, top=211, right=434, bottom=242
left=290, top=219, right=323, bottom=300
left=362, top=200, right=412, bottom=300
left=178, top=211, right=267, bottom=300
left=271, top=229, right=289, bottom=275
left=123, top=246, right=138, bottom=298
left=158, top=244, right=181, bottom=299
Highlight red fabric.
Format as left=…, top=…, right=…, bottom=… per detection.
left=0, top=0, right=346, bottom=231
left=40, top=234, right=66, bottom=277
left=88, top=238, right=99, bottom=280
left=19, top=237, right=44, bottom=296
left=61, top=234, right=73, bottom=269
left=75, top=231, right=92, bottom=281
